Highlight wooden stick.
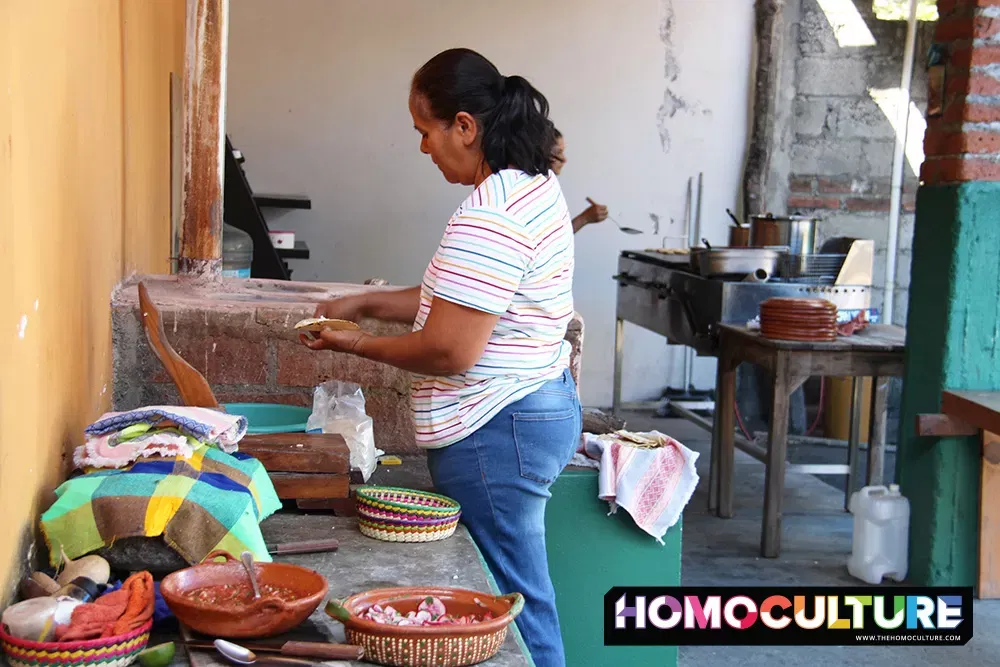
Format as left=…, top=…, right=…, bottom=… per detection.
left=138, top=282, right=219, bottom=407
left=916, top=413, right=978, bottom=437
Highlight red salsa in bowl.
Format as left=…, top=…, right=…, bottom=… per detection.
left=183, top=583, right=303, bottom=607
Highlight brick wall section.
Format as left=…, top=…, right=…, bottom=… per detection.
left=111, top=276, right=584, bottom=455
left=787, top=175, right=918, bottom=213
left=922, top=0, right=1000, bottom=184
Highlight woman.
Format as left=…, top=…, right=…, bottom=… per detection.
left=549, top=127, right=609, bottom=233
left=301, top=48, right=581, bottom=667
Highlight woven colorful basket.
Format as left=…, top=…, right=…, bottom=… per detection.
left=326, top=587, right=524, bottom=667
left=354, top=486, right=461, bottom=543
left=0, top=620, right=152, bottom=667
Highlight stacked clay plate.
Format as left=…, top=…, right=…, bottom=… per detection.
left=759, top=298, right=838, bottom=342
left=355, top=486, right=462, bottom=543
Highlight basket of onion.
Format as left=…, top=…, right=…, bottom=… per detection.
left=325, top=586, right=523, bottom=667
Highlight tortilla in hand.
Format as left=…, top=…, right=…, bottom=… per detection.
left=293, top=316, right=360, bottom=333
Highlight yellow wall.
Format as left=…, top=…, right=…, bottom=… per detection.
left=0, top=0, right=184, bottom=600
left=123, top=0, right=185, bottom=275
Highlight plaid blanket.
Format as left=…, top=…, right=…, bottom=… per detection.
left=41, top=445, right=281, bottom=568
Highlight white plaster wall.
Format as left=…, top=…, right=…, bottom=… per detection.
left=226, top=0, right=754, bottom=407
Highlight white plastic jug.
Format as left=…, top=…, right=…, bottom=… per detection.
left=847, top=484, right=910, bottom=585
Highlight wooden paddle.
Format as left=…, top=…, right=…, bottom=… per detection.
left=137, top=281, right=220, bottom=408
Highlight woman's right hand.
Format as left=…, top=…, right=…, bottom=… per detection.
left=313, top=295, right=366, bottom=322
left=312, top=286, right=420, bottom=325
left=583, top=197, right=609, bottom=224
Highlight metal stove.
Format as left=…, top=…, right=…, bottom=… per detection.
left=611, top=243, right=874, bottom=414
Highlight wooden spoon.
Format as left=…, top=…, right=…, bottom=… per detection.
left=137, top=281, right=219, bottom=408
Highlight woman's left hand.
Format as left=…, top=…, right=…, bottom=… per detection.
left=299, top=329, right=369, bottom=355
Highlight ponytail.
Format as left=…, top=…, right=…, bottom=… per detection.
left=411, top=49, right=555, bottom=176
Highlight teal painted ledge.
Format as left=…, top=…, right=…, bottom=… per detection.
left=545, top=469, right=681, bottom=667
left=898, top=181, right=1000, bottom=588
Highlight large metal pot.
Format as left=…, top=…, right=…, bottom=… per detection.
left=690, top=246, right=782, bottom=278
left=749, top=214, right=818, bottom=255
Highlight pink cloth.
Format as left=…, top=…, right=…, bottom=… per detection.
left=582, top=430, right=699, bottom=545
left=74, top=431, right=195, bottom=469
left=84, top=406, right=245, bottom=449
left=75, top=406, right=247, bottom=470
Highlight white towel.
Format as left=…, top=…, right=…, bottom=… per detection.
left=582, top=430, right=700, bottom=545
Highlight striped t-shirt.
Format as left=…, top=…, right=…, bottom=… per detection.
left=410, top=169, right=575, bottom=449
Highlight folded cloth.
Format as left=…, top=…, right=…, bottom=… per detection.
left=54, top=571, right=154, bottom=642
left=568, top=451, right=600, bottom=470
left=74, top=423, right=200, bottom=470
left=84, top=406, right=247, bottom=453
left=41, top=445, right=281, bottom=568
left=103, top=580, right=173, bottom=625
left=583, top=430, right=699, bottom=545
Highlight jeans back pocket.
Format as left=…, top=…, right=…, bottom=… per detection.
left=513, top=409, right=580, bottom=485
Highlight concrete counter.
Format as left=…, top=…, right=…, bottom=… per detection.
left=165, top=514, right=532, bottom=666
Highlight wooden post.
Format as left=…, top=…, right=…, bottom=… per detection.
left=920, top=392, right=1000, bottom=595
left=178, top=0, right=228, bottom=276
left=742, top=0, right=784, bottom=217
left=980, top=430, right=1000, bottom=598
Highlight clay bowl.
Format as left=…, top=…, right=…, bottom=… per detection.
left=161, top=550, right=328, bottom=638
left=326, top=586, right=523, bottom=667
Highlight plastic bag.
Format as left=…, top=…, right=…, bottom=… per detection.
left=306, top=380, right=383, bottom=482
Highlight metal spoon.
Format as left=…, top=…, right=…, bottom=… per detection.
left=214, top=639, right=315, bottom=667
left=240, top=551, right=261, bottom=599
left=188, top=639, right=364, bottom=662
left=585, top=197, right=642, bottom=234
left=609, top=216, right=644, bottom=235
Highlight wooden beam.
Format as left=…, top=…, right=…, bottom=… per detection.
left=943, top=391, right=1000, bottom=437
left=915, top=413, right=978, bottom=437
left=178, top=0, right=228, bottom=276
left=239, top=433, right=350, bottom=474
left=980, top=430, right=1000, bottom=598
left=269, top=473, right=350, bottom=500
left=742, top=0, right=785, bottom=217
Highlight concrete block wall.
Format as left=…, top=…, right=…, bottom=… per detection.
left=782, top=0, right=937, bottom=324
left=111, top=276, right=584, bottom=455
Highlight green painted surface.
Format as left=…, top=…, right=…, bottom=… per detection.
left=222, top=403, right=310, bottom=433
left=898, top=182, right=1000, bottom=587
left=545, top=469, right=681, bottom=667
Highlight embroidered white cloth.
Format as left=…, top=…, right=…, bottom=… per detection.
left=581, top=430, right=700, bottom=545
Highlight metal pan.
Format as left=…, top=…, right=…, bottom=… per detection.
left=689, top=247, right=782, bottom=278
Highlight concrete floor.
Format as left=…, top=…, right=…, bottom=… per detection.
left=616, top=411, right=998, bottom=667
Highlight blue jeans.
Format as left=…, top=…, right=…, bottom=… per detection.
left=427, top=369, right=582, bottom=667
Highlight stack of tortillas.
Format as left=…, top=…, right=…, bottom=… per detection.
left=759, top=298, right=838, bottom=342
left=293, top=317, right=360, bottom=333
left=597, top=430, right=668, bottom=450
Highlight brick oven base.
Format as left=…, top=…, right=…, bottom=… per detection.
left=111, top=275, right=584, bottom=455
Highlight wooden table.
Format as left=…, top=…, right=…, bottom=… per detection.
left=918, top=391, right=1000, bottom=598
left=709, top=324, right=907, bottom=558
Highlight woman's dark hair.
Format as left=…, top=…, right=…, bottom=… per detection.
left=548, top=127, right=563, bottom=163
left=412, top=48, right=555, bottom=177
